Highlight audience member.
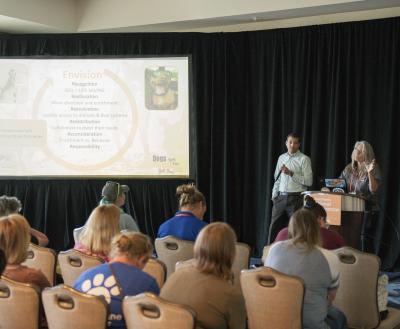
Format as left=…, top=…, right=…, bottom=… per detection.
left=0, top=195, right=49, bottom=247
left=265, top=208, right=347, bottom=329
left=100, top=181, right=140, bottom=231
left=74, top=232, right=159, bottom=329
left=74, top=204, right=120, bottom=262
left=74, top=181, right=140, bottom=241
left=0, top=214, right=50, bottom=289
left=161, top=222, right=246, bottom=329
left=157, top=183, right=207, bottom=241
left=275, top=195, right=345, bottom=249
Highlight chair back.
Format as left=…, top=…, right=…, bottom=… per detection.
left=0, top=276, right=40, bottom=329
left=232, top=242, right=251, bottom=289
left=123, top=292, right=196, bottom=329
left=241, top=267, right=304, bottom=329
left=73, top=226, right=84, bottom=244
left=58, top=249, right=104, bottom=286
left=42, top=284, right=108, bottom=329
left=143, top=257, right=167, bottom=288
left=22, top=243, right=57, bottom=285
left=333, top=247, right=380, bottom=329
left=261, top=244, right=273, bottom=263
left=155, top=236, right=194, bottom=277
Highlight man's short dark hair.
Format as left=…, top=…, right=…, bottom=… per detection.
left=287, top=132, right=301, bottom=142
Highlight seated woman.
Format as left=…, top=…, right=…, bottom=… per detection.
left=157, top=184, right=207, bottom=241
left=0, top=214, right=50, bottom=289
left=74, top=204, right=120, bottom=262
left=0, top=195, right=49, bottom=247
left=265, top=208, right=347, bottom=329
left=74, top=232, right=159, bottom=329
left=161, top=222, right=246, bottom=329
left=275, top=195, right=345, bottom=250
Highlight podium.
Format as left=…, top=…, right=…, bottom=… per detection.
left=303, top=191, right=365, bottom=249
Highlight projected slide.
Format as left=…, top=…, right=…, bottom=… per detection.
left=0, top=57, right=190, bottom=177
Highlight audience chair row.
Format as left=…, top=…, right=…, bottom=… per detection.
left=21, top=244, right=167, bottom=289
left=0, top=278, right=195, bottom=329
left=4, top=246, right=400, bottom=329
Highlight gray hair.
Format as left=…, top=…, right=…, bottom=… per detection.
left=351, top=141, right=376, bottom=174
left=0, top=195, right=22, bottom=217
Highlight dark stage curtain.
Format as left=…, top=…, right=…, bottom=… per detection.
left=0, top=17, right=399, bottom=269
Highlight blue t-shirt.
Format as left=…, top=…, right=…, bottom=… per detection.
left=74, top=262, right=160, bottom=329
left=157, top=211, right=207, bottom=241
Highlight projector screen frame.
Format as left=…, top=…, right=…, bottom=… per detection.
left=0, top=54, right=196, bottom=180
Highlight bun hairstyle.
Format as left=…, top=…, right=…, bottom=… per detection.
left=0, top=195, right=22, bottom=217
left=176, top=184, right=206, bottom=209
left=110, top=232, right=153, bottom=260
left=303, top=195, right=327, bottom=221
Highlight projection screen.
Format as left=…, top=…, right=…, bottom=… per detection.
left=0, top=56, right=192, bottom=178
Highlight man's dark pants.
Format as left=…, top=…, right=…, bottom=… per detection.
left=268, top=193, right=303, bottom=244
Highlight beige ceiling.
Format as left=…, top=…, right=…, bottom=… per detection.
left=0, top=0, right=400, bottom=34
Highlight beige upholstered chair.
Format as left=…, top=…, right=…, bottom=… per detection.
left=0, top=276, right=40, bottom=329
left=22, top=243, right=57, bottom=285
left=58, top=249, right=104, bottom=286
left=123, top=292, right=196, bottom=329
left=241, top=267, right=304, bottom=329
left=42, top=284, right=108, bottom=329
left=73, top=226, right=84, bottom=244
left=333, top=247, right=400, bottom=329
left=143, top=257, right=167, bottom=288
left=155, top=236, right=194, bottom=277
left=232, top=242, right=251, bottom=289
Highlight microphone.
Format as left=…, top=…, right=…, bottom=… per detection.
left=275, top=169, right=283, bottom=182
left=275, top=163, right=287, bottom=182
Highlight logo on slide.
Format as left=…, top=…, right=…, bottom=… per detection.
left=145, top=66, right=178, bottom=110
left=0, top=64, right=28, bottom=104
left=80, top=273, right=120, bottom=304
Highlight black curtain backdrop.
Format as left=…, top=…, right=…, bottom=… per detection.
left=0, top=17, right=399, bottom=269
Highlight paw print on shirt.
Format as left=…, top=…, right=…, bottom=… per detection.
left=81, top=273, right=120, bottom=304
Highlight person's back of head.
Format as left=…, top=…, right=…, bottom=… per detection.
left=0, top=195, right=22, bottom=217
left=176, top=184, right=206, bottom=219
left=101, top=181, right=129, bottom=206
left=304, top=195, right=327, bottom=225
left=0, top=214, right=30, bottom=265
left=288, top=208, right=321, bottom=250
left=109, top=231, right=153, bottom=269
left=79, top=204, right=120, bottom=255
left=194, top=222, right=236, bottom=282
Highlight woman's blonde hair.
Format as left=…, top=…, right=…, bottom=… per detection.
left=194, top=222, right=236, bottom=282
left=177, top=184, right=205, bottom=209
left=351, top=140, right=376, bottom=175
left=288, top=208, right=321, bottom=250
left=0, top=214, right=31, bottom=265
left=109, top=232, right=153, bottom=260
left=78, top=204, right=120, bottom=255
